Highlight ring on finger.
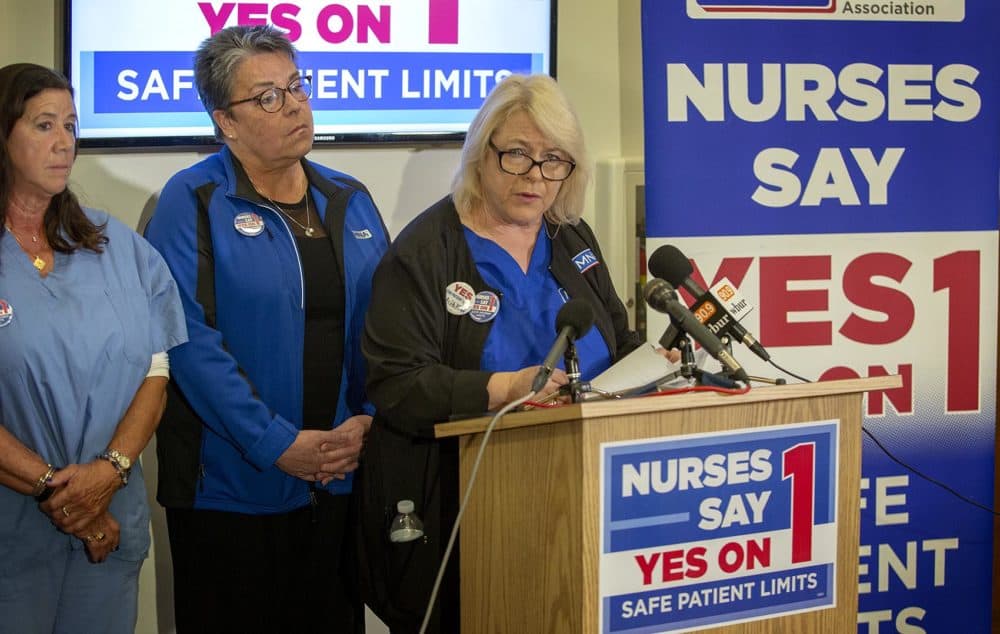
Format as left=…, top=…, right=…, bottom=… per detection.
left=61, top=506, right=71, bottom=517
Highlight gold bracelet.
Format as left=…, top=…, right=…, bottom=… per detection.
left=31, top=464, right=55, bottom=497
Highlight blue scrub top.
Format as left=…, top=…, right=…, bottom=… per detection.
left=0, top=209, right=187, bottom=567
left=463, top=226, right=611, bottom=380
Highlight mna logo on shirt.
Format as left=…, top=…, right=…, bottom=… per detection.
left=572, top=249, right=600, bottom=273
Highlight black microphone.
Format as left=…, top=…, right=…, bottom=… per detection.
left=531, top=299, right=596, bottom=393
left=644, top=279, right=749, bottom=383
left=648, top=245, right=770, bottom=362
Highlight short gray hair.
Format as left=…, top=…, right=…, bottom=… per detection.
left=194, top=25, right=298, bottom=139
left=452, top=74, right=591, bottom=226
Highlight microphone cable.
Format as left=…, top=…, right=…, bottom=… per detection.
left=644, top=383, right=751, bottom=398
left=860, top=425, right=999, bottom=516
left=782, top=376, right=998, bottom=516
left=418, top=390, right=537, bottom=634
left=768, top=358, right=812, bottom=384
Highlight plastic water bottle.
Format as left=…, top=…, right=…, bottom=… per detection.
left=389, top=500, right=424, bottom=543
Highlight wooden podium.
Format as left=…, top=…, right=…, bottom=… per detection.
left=435, top=375, right=901, bottom=633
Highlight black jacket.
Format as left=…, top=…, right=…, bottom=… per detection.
left=356, top=196, right=641, bottom=632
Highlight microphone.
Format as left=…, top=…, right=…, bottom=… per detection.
left=644, top=279, right=749, bottom=383
left=532, top=299, right=595, bottom=393
left=562, top=340, right=584, bottom=403
left=648, top=245, right=770, bottom=362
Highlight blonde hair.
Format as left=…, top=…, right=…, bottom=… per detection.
left=451, top=74, right=590, bottom=226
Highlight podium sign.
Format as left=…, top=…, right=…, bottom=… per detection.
left=600, top=420, right=839, bottom=632
left=437, top=377, right=900, bottom=632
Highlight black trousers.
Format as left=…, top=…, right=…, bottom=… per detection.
left=166, top=491, right=363, bottom=634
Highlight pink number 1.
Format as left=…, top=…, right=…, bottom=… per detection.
left=428, top=0, right=459, bottom=44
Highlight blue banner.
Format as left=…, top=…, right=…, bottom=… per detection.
left=642, top=4, right=998, bottom=237
left=641, top=1, right=998, bottom=632
left=90, top=51, right=533, bottom=114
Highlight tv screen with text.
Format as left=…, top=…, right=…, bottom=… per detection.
left=65, top=1, right=555, bottom=147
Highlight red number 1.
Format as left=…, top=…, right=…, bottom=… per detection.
left=783, top=442, right=816, bottom=564
left=933, top=250, right=981, bottom=413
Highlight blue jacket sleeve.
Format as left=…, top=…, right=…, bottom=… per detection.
left=338, top=187, right=390, bottom=423
left=144, top=175, right=298, bottom=471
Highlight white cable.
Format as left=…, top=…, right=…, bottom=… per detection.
left=418, top=390, right=537, bottom=634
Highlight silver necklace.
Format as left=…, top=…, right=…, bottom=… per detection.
left=264, top=192, right=314, bottom=237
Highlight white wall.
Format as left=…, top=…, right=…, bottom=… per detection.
left=620, top=0, right=645, bottom=159
left=1, top=1, right=645, bottom=631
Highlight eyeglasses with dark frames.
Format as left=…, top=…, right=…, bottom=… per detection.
left=226, top=75, right=313, bottom=113
left=489, top=141, right=576, bottom=181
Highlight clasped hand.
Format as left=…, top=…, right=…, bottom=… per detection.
left=40, top=460, right=120, bottom=535
left=37, top=461, right=123, bottom=563
left=275, top=414, right=371, bottom=485
left=78, top=512, right=121, bottom=563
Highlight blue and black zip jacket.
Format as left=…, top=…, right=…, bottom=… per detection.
left=144, top=146, right=389, bottom=514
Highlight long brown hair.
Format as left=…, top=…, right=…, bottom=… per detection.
left=0, top=63, right=106, bottom=266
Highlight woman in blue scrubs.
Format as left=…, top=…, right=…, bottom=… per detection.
left=359, top=73, right=646, bottom=632
left=0, top=63, right=187, bottom=633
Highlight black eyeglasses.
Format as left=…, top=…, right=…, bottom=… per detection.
left=226, top=76, right=313, bottom=113
left=489, top=141, right=576, bottom=181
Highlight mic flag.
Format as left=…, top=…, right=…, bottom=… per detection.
left=644, top=278, right=749, bottom=383
left=531, top=299, right=596, bottom=393
left=648, top=244, right=770, bottom=362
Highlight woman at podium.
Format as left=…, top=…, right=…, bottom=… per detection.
left=358, top=73, right=644, bottom=632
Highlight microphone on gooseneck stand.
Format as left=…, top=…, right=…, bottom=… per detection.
left=532, top=299, right=596, bottom=393
left=644, top=278, right=749, bottom=383
left=656, top=314, right=685, bottom=352
left=648, top=245, right=770, bottom=362
left=563, top=340, right=584, bottom=403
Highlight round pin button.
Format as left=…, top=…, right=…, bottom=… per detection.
left=445, top=282, right=475, bottom=315
left=234, top=212, right=265, bottom=237
left=469, top=291, right=500, bottom=323
left=0, top=299, right=12, bottom=328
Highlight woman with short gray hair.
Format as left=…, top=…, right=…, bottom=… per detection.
left=145, top=24, right=388, bottom=633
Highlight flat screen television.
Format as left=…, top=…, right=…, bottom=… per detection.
left=64, top=1, right=556, bottom=148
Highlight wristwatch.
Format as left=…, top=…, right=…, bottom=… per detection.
left=98, top=449, right=133, bottom=487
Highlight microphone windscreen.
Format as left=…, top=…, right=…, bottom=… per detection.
left=555, top=298, right=595, bottom=338
left=648, top=245, right=694, bottom=286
